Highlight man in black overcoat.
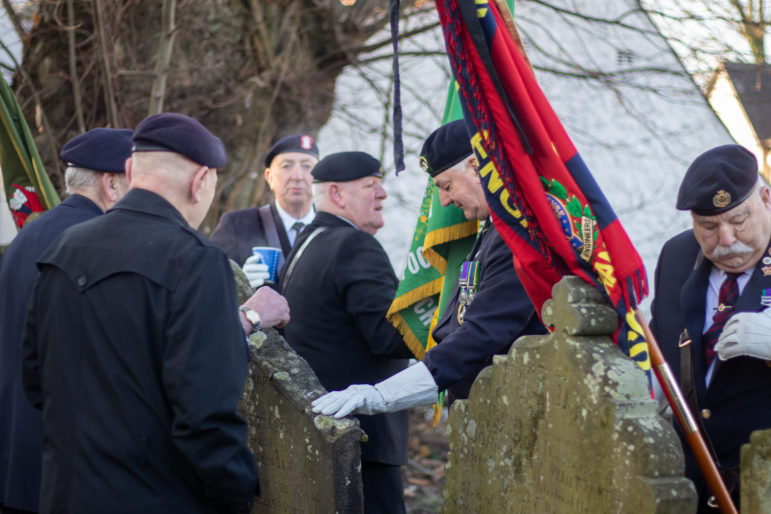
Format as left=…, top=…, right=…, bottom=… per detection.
left=649, top=144, right=771, bottom=512
left=312, top=122, right=544, bottom=424
left=0, top=128, right=132, bottom=514
left=21, top=113, right=289, bottom=514
left=280, top=151, right=413, bottom=514
left=211, top=134, right=319, bottom=287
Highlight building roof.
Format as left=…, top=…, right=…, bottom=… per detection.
left=722, top=62, right=771, bottom=143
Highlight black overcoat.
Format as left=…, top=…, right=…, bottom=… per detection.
left=22, top=189, right=258, bottom=514
left=0, top=195, right=102, bottom=511
left=281, top=211, right=412, bottom=465
left=650, top=229, right=771, bottom=510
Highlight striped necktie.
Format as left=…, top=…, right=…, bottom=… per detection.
left=290, top=221, right=305, bottom=246
left=703, top=272, right=742, bottom=368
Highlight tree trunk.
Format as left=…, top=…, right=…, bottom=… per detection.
left=11, top=0, right=396, bottom=233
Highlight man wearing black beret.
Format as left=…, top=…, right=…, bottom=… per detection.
left=650, top=144, right=771, bottom=511
left=21, top=113, right=289, bottom=514
left=212, top=134, right=320, bottom=288
left=312, top=120, right=545, bottom=418
left=0, top=127, right=132, bottom=514
left=280, top=151, right=413, bottom=514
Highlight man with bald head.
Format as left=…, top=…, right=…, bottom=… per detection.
left=0, top=128, right=132, bottom=514
left=650, top=144, right=771, bottom=512
left=21, top=113, right=288, bottom=514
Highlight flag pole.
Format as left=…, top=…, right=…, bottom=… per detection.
left=635, top=309, right=737, bottom=514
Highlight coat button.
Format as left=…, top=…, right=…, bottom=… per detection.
left=77, top=275, right=87, bottom=287
left=701, top=409, right=711, bottom=420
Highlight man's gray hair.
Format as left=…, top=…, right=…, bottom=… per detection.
left=64, top=166, right=102, bottom=195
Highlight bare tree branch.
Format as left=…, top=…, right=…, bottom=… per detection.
left=91, top=0, right=119, bottom=127
left=148, top=0, right=177, bottom=114
left=66, top=0, right=86, bottom=133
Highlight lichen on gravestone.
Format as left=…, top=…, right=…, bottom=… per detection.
left=741, top=428, right=771, bottom=514
left=442, top=276, right=697, bottom=513
left=229, top=260, right=365, bottom=513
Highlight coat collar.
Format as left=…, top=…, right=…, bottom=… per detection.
left=110, top=188, right=189, bottom=228
left=61, top=193, right=104, bottom=216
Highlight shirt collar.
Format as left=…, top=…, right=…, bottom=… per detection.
left=274, top=201, right=315, bottom=229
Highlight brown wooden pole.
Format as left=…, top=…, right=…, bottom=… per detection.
left=635, top=309, right=737, bottom=514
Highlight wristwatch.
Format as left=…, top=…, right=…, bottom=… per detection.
left=239, top=306, right=261, bottom=333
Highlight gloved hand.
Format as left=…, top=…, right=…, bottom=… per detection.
left=242, top=254, right=271, bottom=288
left=716, top=309, right=771, bottom=361
left=312, top=384, right=386, bottom=418
left=312, top=362, right=438, bottom=418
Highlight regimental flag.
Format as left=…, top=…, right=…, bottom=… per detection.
left=387, top=86, right=478, bottom=360
left=433, top=0, right=652, bottom=375
left=0, top=74, right=59, bottom=229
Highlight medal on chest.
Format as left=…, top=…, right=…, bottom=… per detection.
left=457, top=260, right=480, bottom=325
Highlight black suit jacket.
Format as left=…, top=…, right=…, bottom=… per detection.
left=650, top=229, right=771, bottom=509
left=281, top=212, right=412, bottom=465
left=0, top=195, right=103, bottom=511
left=211, top=203, right=292, bottom=268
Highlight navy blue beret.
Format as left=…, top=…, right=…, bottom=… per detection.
left=61, top=128, right=133, bottom=173
left=419, top=120, right=473, bottom=177
left=264, top=134, right=320, bottom=167
left=311, top=151, right=383, bottom=183
left=676, top=144, right=759, bottom=216
left=132, top=113, right=227, bottom=168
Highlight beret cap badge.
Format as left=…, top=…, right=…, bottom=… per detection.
left=419, top=156, right=431, bottom=174
left=713, top=190, right=731, bottom=209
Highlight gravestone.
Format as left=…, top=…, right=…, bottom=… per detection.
left=231, top=263, right=365, bottom=513
left=741, top=428, right=771, bottom=514
left=442, top=276, right=697, bottom=513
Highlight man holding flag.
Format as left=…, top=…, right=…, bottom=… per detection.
left=651, top=145, right=771, bottom=512
left=312, top=120, right=544, bottom=417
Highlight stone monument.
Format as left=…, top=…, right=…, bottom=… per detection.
left=232, top=264, right=365, bottom=513
left=442, top=276, right=697, bottom=513
left=741, top=428, right=771, bottom=514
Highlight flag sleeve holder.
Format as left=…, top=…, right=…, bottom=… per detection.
left=636, top=309, right=737, bottom=514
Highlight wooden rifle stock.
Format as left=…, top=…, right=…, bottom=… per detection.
left=635, top=309, right=737, bottom=514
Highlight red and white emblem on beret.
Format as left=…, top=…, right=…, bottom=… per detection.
left=300, top=135, right=313, bottom=150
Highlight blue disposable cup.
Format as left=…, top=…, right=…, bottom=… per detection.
left=251, top=246, right=281, bottom=283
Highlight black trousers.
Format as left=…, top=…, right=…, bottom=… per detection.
left=361, top=462, right=405, bottom=514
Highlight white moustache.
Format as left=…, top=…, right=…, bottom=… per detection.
left=712, top=241, right=754, bottom=258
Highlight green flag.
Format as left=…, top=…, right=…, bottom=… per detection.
left=0, top=73, right=59, bottom=229
left=386, top=83, right=478, bottom=359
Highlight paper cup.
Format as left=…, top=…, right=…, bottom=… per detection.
left=251, top=246, right=281, bottom=283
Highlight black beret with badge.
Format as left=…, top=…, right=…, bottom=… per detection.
left=419, top=119, right=473, bottom=177
left=311, top=151, right=383, bottom=183
left=676, top=144, right=759, bottom=216
left=61, top=128, right=133, bottom=173
left=132, top=112, right=227, bottom=168
left=264, top=134, right=320, bottom=167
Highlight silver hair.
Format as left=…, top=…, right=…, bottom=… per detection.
left=64, top=166, right=102, bottom=195
left=447, top=154, right=475, bottom=175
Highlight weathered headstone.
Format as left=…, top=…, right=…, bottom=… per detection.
left=442, top=276, right=697, bottom=513
left=741, top=428, right=771, bottom=514
left=231, top=263, right=365, bottom=513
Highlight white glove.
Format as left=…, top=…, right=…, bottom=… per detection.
left=716, top=309, right=771, bottom=361
left=312, top=362, right=439, bottom=418
left=312, top=384, right=385, bottom=418
left=242, top=254, right=271, bottom=288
